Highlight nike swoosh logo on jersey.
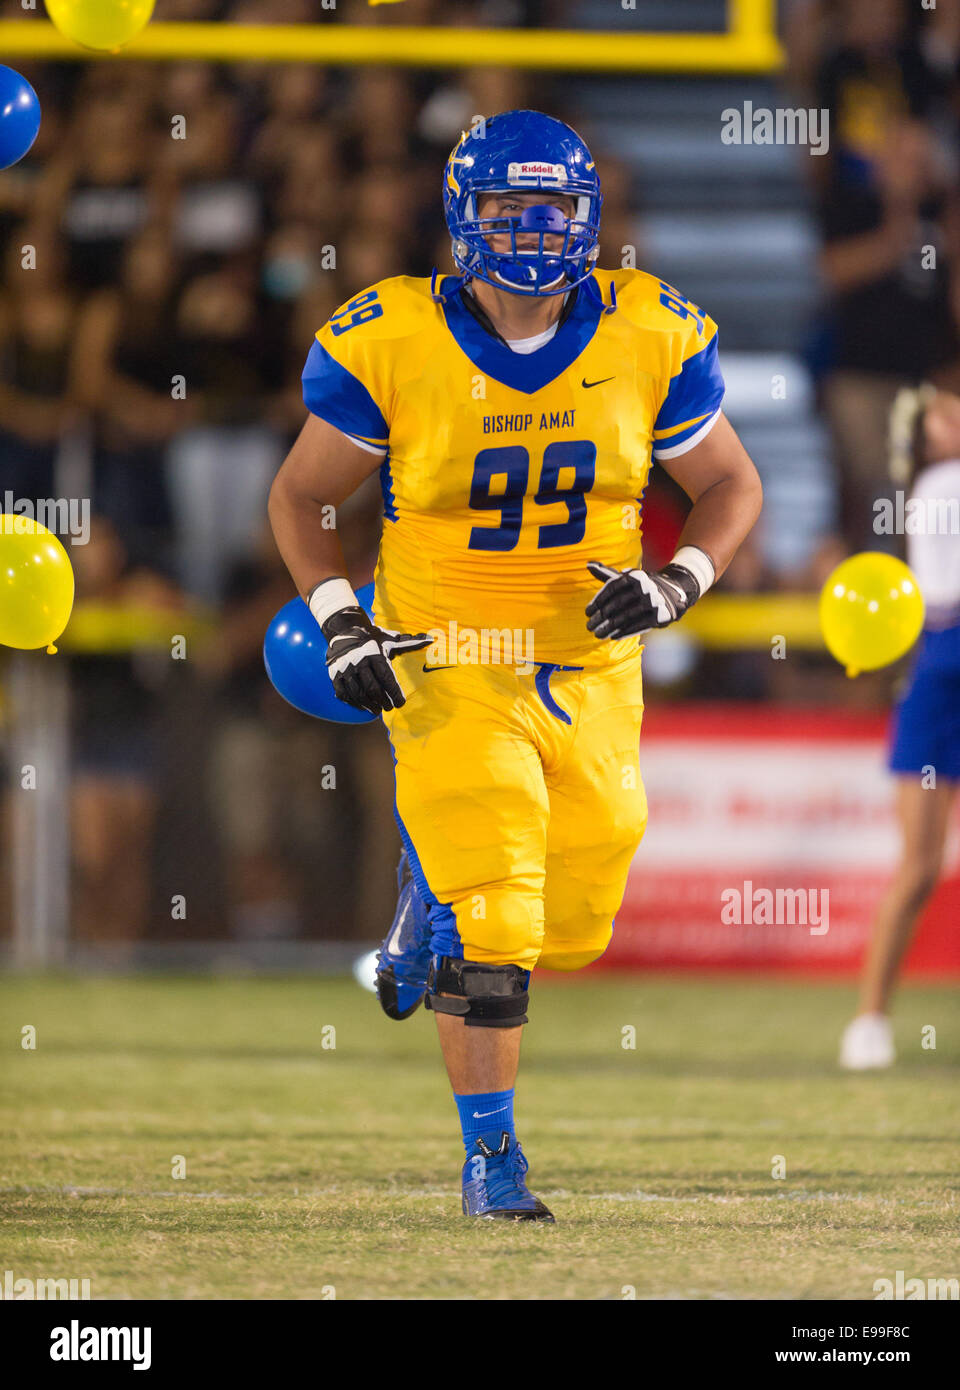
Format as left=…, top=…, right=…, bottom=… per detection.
left=582, top=375, right=614, bottom=389
left=473, top=1105, right=510, bottom=1118
left=422, top=663, right=456, bottom=672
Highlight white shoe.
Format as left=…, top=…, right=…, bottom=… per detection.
left=839, top=1013, right=895, bottom=1070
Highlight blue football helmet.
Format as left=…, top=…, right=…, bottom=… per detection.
left=443, top=109, right=602, bottom=297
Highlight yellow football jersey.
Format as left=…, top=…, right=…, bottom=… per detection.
left=302, top=267, right=723, bottom=668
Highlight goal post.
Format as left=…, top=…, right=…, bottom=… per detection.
left=0, top=0, right=782, bottom=73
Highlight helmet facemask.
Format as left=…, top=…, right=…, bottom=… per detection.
left=452, top=190, right=600, bottom=296
left=442, top=110, right=604, bottom=297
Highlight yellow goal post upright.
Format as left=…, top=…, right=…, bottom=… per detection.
left=0, top=0, right=783, bottom=72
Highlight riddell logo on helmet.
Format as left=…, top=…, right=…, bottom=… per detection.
left=507, top=161, right=567, bottom=183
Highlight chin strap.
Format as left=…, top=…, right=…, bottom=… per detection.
left=430, top=268, right=468, bottom=304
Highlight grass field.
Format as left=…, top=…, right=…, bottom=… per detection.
left=1, top=972, right=958, bottom=1300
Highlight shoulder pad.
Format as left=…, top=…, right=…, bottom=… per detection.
left=597, top=268, right=716, bottom=340
left=323, top=275, right=439, bottom=344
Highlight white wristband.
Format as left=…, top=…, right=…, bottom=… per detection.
left=307, top=577, right=360, bottom=628
left=671, top=546, right=715, bottom=599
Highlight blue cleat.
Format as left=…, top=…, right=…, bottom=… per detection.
left=375, top=851, right=433, bottom=1020
left=461, top=1133, right=555, bottom=1222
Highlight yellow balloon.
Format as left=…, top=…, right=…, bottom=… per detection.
left=819, top=551, right=925, bottom=678
left=45, top=0, right=155, bottom=53
left=0, top=516, right=75, bottom=653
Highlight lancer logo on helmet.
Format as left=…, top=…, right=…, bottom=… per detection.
left=507, top=161, right=568, bottom=184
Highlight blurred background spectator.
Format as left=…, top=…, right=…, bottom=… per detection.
left=787, top=0, right=960, bottom=550
left=68, top=517, right=183, bottom=945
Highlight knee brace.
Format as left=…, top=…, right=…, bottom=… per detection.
left=424, top=956, right=530, bottom=1028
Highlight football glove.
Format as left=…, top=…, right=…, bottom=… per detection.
left=585, top=554, right=708, bottom=640
left=321, top=605, right=431, bottom=716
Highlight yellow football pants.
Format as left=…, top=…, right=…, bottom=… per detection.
left=382, top=647, right=648, bottom=972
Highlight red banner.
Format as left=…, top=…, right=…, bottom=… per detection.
left=605, top=705, right=960, bottom=977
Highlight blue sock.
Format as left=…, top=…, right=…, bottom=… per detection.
left=454, top=1088, right=516, bottom=1155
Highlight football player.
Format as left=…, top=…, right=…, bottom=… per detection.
left=269, top=111, right=763, bottom=1219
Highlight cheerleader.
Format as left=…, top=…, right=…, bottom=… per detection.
left=841, top=387, right=960, bottom=1068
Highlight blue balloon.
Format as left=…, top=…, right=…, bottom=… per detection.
left=263, top=582, right=377, bottom=725
left=0, top=66, right=40, bottom=172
